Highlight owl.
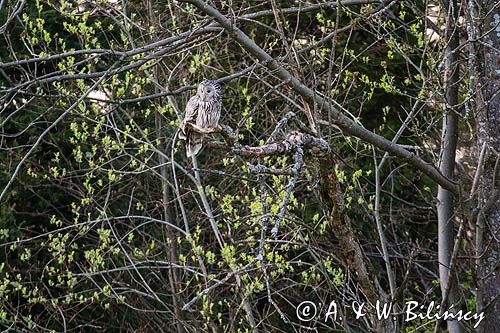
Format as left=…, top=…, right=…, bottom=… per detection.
left=179, top=80, right=222, bottom=157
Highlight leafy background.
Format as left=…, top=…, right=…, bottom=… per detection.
left=0, top=0, right=491, bottom=332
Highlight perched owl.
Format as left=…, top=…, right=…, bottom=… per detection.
left=179, top=80, right=222, bottom=157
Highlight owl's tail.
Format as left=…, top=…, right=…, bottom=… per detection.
left=186, top=132, right=203, bottom=157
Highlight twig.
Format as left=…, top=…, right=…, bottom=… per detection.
left=470, top=142, right=488, bottom=198
left=373, top=147, right=397, bottom=300
left=182, top=264, right=252, bottom=311
left=271, top=142, right=304, bottom=236
left=191, top=155, right=224, bottom=248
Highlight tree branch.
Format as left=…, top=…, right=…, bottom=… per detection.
left=180, top=0, right=458, bottom=194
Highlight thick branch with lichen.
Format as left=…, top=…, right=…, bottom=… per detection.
left=188, top=122, right=330, bottom=158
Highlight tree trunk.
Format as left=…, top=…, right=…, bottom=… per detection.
left=476, top=1, right=500, bottom=331
left=437, top=0, right=463, bottom=332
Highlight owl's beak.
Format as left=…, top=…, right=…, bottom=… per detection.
left=201, top=92, right=208, bottom=102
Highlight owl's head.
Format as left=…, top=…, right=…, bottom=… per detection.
left=198, top=80, right=221, bottom=102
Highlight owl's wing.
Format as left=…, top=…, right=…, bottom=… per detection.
left=179, top=95, right=199, bottom=140
left=184, top=95, right=199, bottom=124
left=213, top=101, right=222, bottom=127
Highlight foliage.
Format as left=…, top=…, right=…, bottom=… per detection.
left=0, top=0, right=493, bottom=332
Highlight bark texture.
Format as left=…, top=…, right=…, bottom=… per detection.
left=477, top=1, right=500, bottom=331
